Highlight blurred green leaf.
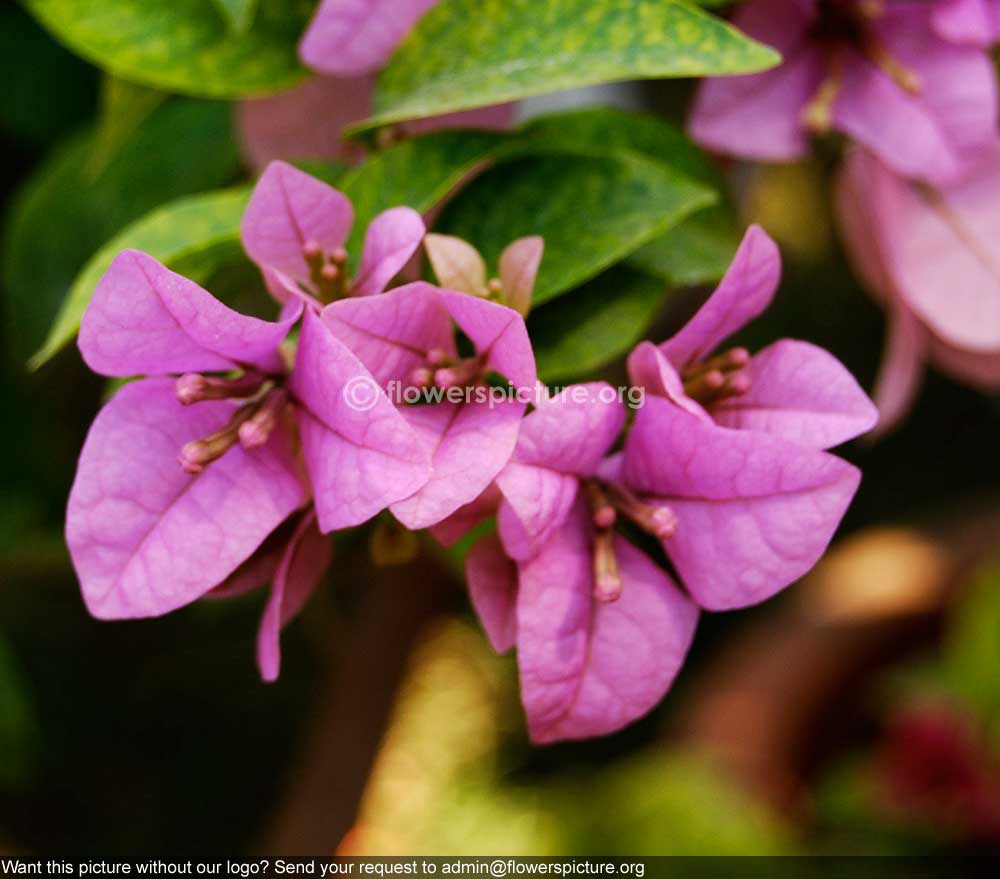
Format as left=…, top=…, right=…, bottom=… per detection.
left=0, top=4, right=98, bottom=146
left=5, top=99, right=241, bottom=365
left=523, top=107, right=740, bottom=286
left=212, top=0, right=259, bottom=33
left=558, top=750, right=795, bottom=855
left=355, top=0, right=780, bottom=132
left=530, top=266, right=669, bottom=382
left=30, top=188, right=251, bottom=370
left=86, top=76, right=167, bottom=177
left=0, top=633, right=37, bottom=789
left=942, top=566, right=1000, bottom=727
left=22, top=0, right=310, bottom=98
left=438, top=151, right=714, bottom=306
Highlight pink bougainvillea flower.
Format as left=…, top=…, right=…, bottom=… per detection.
left=237, top=75, right=514, bottom=171
left=237, top=0, right=513, bottom=170
left=321, top=280, right=537, bottom=530
left=628, top=225, right=878, bottom=450
left=242, top=160, right=426, bottom=307
left=464, top=373, right=860, bottom=742
left=835, top=147, right=1000, bottom=434
left=67, top=249, right=430, bottom=677
left=688, top=0, right=998, bottom=184
left=932, top=0, right=1000, bottom=46
left=464, top=384, right=699, bottom=743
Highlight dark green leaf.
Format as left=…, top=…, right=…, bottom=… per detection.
left=86, top=76, right=168, bottom=178
left=523, top=107, right=740, bottom=286
left=30, top=188, right=251, bottom=370
left=437, top=151, right=714, bottom=306
left=0, top=633, right=37, bottom=789
left=338, top=130, right=511, bottom=266
left=5, top=99, right=242, bottom=366
left=942, top=566, right=1000, bottom=726
left=354, top=0, right=779, bottom=132
left=530, top=266, right=670, bottom=383
left=23, top=0, right=310, bottom=98
left=0, top=4, right=98, bottom=146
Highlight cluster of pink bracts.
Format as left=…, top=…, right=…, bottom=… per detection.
left=65, top=161, right=877, bottom=743
left=689, top=0, right=1000, bottom=433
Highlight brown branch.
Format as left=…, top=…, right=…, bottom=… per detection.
left=259, top=548, right=459, bottom=854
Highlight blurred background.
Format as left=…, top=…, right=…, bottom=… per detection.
left=3, top=0, right=1000, bottom=856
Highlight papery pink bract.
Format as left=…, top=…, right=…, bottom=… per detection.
left=68, top=252, right=308, bottom=621
left=67, top=378, right=305, bottom=620
left=321, top=281, right=537, bottom=529
left=516, top=502, right=698, bottom=744
left=256, top=509, right=333, bottom=682
left=242, top=161, right=425, bottom=306
left=621, top=396, right=861, bottom=611
left=290, top=308, right=432, bottom=531
left=630, top=226, right=878, bottom=450
left=835, top=147, right=1000, bottom=433
left=300, top=0, right=438, bottom=77
left=689, top=0, right=998, bottom=185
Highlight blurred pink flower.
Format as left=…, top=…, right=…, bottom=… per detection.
left=932, top=0, right=1000, bottom=46
left=835, top=147, right=1000, bottom=434
left=628, top=225, right=878, bottom=450
left=688, top=0, right=998, bottom=184
left=880, top=703, right=1000, bottom=842
left=237, top=0, right=513, bottom=170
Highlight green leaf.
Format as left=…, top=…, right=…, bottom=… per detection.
left=86, top=76, right=167, bottom=177
left=530, top=266, right=670, bottom=383
left=338, top=130, right=512, bottom=266
left=212, top=0, right=259, bottom=34
left=29, top=188, right=251, bottom=370
left=22, top=0, right=310, bottom=98
left=437, top=151, right=715, bottom=306
left=354, top=0, right=780, bottom=132
left=5, top=99, right=242, bottom=366
left=522, top=107, right=740, bottom=286
left=0, top=4, right=98, bottom=147
left=942, top=566, right=1000, bottom=727
left=30, top=130, right=508, bottom=368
